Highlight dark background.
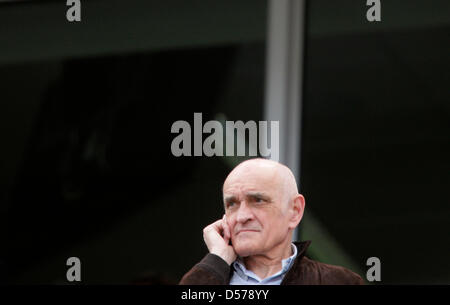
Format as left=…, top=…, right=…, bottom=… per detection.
left=0, top=0, right=449, bottom=284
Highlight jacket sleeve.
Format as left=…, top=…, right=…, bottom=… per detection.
left=179, top=253, right=231, bottom=285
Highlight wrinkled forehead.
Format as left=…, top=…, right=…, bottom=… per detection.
left=223, top=163, right=283, bottom=197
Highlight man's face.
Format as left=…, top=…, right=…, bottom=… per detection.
left=223, top=164, right=292, bottom=257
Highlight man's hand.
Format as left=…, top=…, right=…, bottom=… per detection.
left=203, top=215, right=237, bottom=265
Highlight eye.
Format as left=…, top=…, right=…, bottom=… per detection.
left=255, top=197, right=264, bottom=203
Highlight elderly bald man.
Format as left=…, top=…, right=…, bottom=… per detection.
left=180, top=158, right=364, bottom=285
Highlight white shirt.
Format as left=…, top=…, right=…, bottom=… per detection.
left=229, top=243, right=298, bottom=285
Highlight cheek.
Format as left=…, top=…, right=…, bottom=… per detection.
left=258, top=211, right=284, bottom=231
left=254, top=209, right=276, bottom=224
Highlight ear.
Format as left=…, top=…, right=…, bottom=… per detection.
left=288, top=194, right=305, bottom=229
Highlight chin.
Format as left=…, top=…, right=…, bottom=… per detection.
left=233, top=241, right=258, bottom=257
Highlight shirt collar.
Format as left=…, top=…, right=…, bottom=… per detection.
left=232, top=243, right=298, bottom=281
left=281, top=243, right=297, bottom=272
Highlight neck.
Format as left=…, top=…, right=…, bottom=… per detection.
left=243, top=238, right=293, bottom=280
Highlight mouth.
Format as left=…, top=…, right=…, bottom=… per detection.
left=236, top=229, right=259, bottom=235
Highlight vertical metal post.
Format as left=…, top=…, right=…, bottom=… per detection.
left=264, top=0, right=305, bottom=241
left=263, top=1, right=362, bottom=276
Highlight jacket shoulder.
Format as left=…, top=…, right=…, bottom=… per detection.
left=293, top=256, right=365, bottom=285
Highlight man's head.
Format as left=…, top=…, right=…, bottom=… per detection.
left=222, top=158, right=305, bottom=257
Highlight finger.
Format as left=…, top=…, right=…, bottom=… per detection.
left=204, top=219, right=225, bottom=239
left=222, top=215, right=231, bottom=240
left=221, top=215, right=228, bottom=240
left=209, top=219, right=223, bottom=231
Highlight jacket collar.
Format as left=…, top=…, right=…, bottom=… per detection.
left=293, top=240, right=312, bottom=259
left=280, top=240, right=312, bottom=285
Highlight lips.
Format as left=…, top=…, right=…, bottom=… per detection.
left=236, top=229, right=259, bottom=235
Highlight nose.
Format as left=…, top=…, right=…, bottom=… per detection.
left=236, top=201, right=254, bottom=224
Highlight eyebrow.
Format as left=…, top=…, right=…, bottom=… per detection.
left=224, top=195, right=237, bottom=205
left=223, top=192, right=271, bottom=204
left=246, top=192, right=271, bottom=202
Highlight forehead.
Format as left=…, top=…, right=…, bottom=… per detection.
left=223, top=164, right=282, bottom=195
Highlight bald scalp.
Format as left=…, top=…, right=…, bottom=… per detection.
left=223, top=158, right=299, bottom=208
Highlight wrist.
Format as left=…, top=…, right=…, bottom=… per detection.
left=210, top=249, right=235, bottom=265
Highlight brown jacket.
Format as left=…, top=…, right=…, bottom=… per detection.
left=179, top=241, right=364, bottom=285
